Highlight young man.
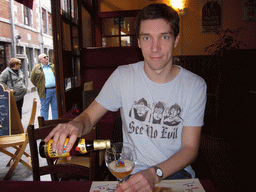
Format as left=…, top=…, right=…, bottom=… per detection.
left=45, top=3, right=206, bottom=191
left=30, top=53, right=58, bottom=120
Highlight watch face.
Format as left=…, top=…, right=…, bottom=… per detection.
left=156, top=168, right=163, bottom=177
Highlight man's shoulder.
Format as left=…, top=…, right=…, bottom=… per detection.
left=33, top=64, right=42, bottom=69
left=181, top=67, right=205, bottom=82
left=118, top=61, right=143, bottom=72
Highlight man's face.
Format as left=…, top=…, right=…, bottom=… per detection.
left=138, top=19, right=179, bottom=73
left=40, top=55, right=49, bottom=65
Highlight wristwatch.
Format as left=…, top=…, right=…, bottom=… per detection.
left=152, top=166, right=163, bottom=182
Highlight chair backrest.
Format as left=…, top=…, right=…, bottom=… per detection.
left=28, top=98, right=37, bottom=126
left=27, top=124, right=98, bottom=181
left=38, top=116, right=96, bottom=140
left=38, top=116, right=72, bottom=128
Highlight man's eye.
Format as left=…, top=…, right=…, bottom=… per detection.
left=162, top=35, right=169, bottom=40
left=143, top=36, right=150, bottom=40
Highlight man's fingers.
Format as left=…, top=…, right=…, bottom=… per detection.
left=64, top=133, right=78, bottom=153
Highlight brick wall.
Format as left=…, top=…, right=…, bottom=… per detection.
left=0, top=0, right=10, bottom=19
left=0, top=23, right=11, bottom=39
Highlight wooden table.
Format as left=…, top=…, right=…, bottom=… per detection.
left=1, top=180, right=217, bottom=192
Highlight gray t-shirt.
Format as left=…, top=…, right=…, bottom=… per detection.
left=96, top=61, right=207, bottom=177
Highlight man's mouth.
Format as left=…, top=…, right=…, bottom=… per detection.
left=150, top=56, right=162, bottom=60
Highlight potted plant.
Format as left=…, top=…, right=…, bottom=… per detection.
left=204, top=27, right=247, bottom=55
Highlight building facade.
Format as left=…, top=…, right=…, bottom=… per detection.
left=0, top=0, right=53, bottom=85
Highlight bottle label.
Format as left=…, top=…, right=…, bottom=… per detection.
left=76, top=139, right=87, bottom=154
left=94, top=140, right=111, bottom=150
left=45, top=138, right=70, bottom=158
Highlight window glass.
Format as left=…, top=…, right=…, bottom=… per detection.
left=72, top=26, right=79, bottom=55
left=42, top=9, right=47, bottom=33
left=121, top=17, right=136, bottom=35
left=102, top=18, right=119, bottom=36
left=0, top=44, right=5, bottom=72
left=71, top=0, right=78, bottom=24
left=48, top=13, right=52, bottom=35
left=121, top=36, right=136, bottom=47
left=62, top=22, right=72, bottom=51
left=61, top=0, right=70, bottom=18
left=24, top=6, right=32, bottom=26
left=65, top=77, right=72, bottom=91
left=102, top=37, right=119, bottom=47
left=82, top=6, right=92, bottom=47
left=16, top=46, right=24, bottom=54
left=74, top=58, right=80, bottom=87
left=101, top=16, right=136, bottom=47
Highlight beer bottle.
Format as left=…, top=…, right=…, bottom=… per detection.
left=39, top=138, right=111, bottom=158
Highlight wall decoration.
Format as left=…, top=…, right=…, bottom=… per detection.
left=242, top=0, right=256, bottom=21
left=201, top=0, right=222, bottom=33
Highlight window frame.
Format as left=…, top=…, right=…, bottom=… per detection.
left=99, top=10, right=140, bottom=47
left=24, top=6, right=32, bottom=27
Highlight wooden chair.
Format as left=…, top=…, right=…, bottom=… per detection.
left=38, top=116, right=73, bottom=128
left=0, top=98, right=37, bottom=180
left=38, top=116, right=98, bottom=180
left=27, top=123, right=99, bottom=181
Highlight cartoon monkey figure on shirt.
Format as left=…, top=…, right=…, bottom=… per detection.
left=151, top=101, right=165, bottom=124
left=163, top=103, right=183, bottom=126
left=129, top=98, right=151, bottom=122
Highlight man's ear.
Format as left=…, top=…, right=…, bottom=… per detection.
left=137, top=38, right=141, bottom=48
left=174, top=35, right=180, bottom=48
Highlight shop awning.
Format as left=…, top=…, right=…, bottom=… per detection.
left=15, top=0, right=34, bottom=9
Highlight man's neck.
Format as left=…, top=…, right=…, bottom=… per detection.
left=144, top=64, right=180, bottom=84
left=41, top=62, right=48, bottom=66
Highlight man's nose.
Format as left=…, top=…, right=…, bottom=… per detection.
left=151, top=39, right=161, bottom=53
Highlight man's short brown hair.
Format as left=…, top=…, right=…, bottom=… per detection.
left=135, top=3, right=180, bottom=39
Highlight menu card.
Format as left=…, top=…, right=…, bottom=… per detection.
left=90, top=178, right=205, bottom=192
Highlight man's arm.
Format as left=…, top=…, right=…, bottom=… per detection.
left=116, top=126, right=202, bottom=192
left=44, top=100, right=108, bottom=155
left=156, top=126, right=201, bottom=178
left=30, top=67, right=37, bottom=86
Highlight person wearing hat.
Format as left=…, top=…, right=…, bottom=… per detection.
left=31, top=53, right=58, bottom=120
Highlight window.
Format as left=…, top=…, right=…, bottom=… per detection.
left=48, top=13, right=52, bottom=35
left=16, top=46, right=24, bottom=54
left=0, top=44, right=5, bottom=72
left=24, top=6, right=32, bottom=26
left=42, top=9, right=47, bottom=34
left=61, top=0, right=70, bottom=18
left=101, top=16, right=137, bottom=47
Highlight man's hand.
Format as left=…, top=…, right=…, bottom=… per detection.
left=115, top=168, right=157, bottom=192
left=43, top=120, right=83, bottom=156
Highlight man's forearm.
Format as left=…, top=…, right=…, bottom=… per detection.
left=157, top=145, right=199, bottom=180
left=72, top=111, right=94, bottom=136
